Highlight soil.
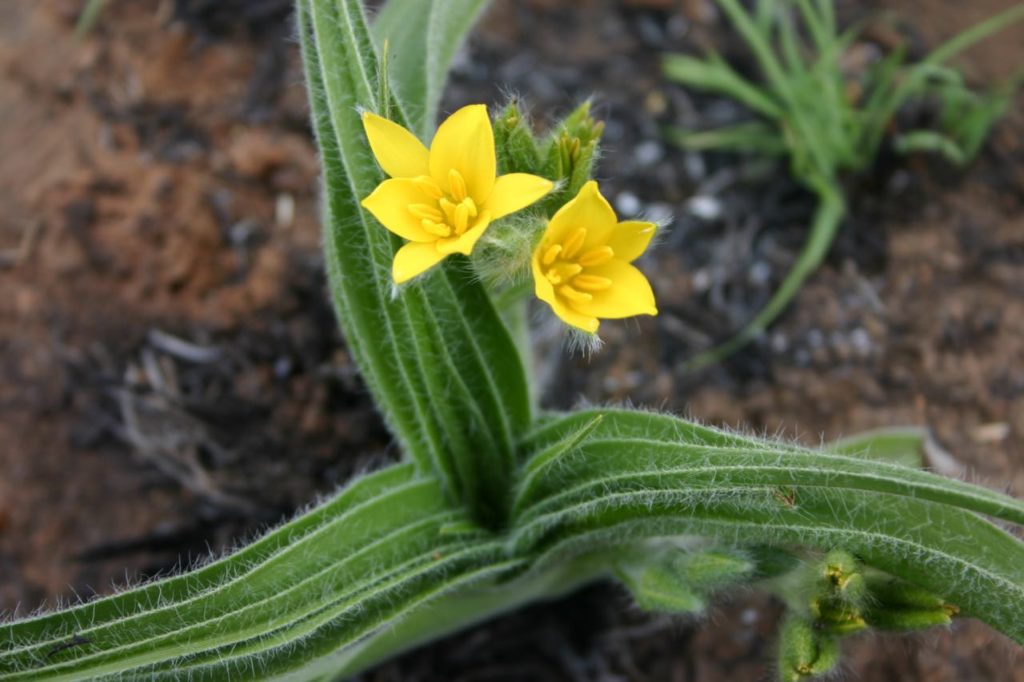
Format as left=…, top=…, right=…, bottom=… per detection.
left=1, top=1, right=1022, bottom=680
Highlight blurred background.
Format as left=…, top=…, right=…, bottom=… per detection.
left=1, top=1, right=1022, bottom=679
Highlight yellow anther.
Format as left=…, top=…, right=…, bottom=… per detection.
left=448, top=169, right=468, bottom=202
left=558, top=285, right=593, bottom=303
left=573, top=274, right=612, bottom=291
left=562, top=228, right=587, bottom=259
left=463, top=197, right=478, bottom=218
left=421, top=220, right=451, bottom=237
left=408, top=203, right=443, bottom=222
left=542, top=244, right=562, bottom=266
left=439, top=198, right=457, bottom=224
left=454, top=202, right=470, bottom=235
left=556, top=263, right=582, bottom=280
left=578, top=246, right=614, bottom=267
left=545, top=262, right=581, bottom=285
left=413, top=175, right=443, bottom=200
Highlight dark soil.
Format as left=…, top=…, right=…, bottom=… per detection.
left=1, top=1, right=1022, bottom=680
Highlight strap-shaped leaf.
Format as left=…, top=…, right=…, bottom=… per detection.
left=4, top=409, right=1024, bottom=679
left=0, top=462, right=522, bottom=681
left=512, top=409, right=1024, bottom=642
left=300, top=0, right=528, bottom=522
left=371, top=0, right=490, bottom=137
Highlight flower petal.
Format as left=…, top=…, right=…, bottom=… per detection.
left=429, top=104, right=496, bottom=204
left=362, top=112, right=430, bottom=178
left=436, top=212, right=492, bottom=255
left=487, top=173, right=554, bottom=219
left=393, top=241, right=446, bottom=284
left=568, top=260, right=657, bottom=319
left=532, top=251, right=599, bottom=333
left=608, top=221, right=656, bottom=262
left=361, top=179, right=436, bottom=242
left=545, top=180, right=617, bottom=248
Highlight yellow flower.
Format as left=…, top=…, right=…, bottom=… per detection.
left=360, top=104, right=554, bottom=283
left=532, top=181, right=658, bottom=333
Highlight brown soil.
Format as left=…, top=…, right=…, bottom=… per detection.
left=1, top=1, right=1022, bottom=680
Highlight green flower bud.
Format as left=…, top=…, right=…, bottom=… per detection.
left=863, top=606, right=955, bottom=631
left=617, top=560, right=705, bottom=614
left=676, top=548, right=755, bottom=592
left=864, top=576, right=946, bottom=610
left=778, top=617, right=840, bottom=682
left=493, top=100, right=542, bottom=175
left=540, top=100, right=605, bottom=214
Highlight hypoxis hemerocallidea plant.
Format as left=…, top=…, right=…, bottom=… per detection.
left=1, top=1, right=1023, bottom=680
left=664, top=0, right=1024, bottom=368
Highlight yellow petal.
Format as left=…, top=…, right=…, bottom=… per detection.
left=487, top=173, right=554, bottom=219
left=429, top=104, right=496, bottom=204
left=362, top=112, right=430, bottom=178
left=393, top=241, right=446, bottom=283
left=361, top=179, right=436, bottom=242
left=532, top=250, right=599, bottom=333
left=545, top=180, right=617, bottom=248
left=568, top=260, right=657, bottom=319
left=436, top=212, right=492, bottom=255
left=608, top=221, right=656, bottom=262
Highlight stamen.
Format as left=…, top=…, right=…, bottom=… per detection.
left=413, top=175, right=443, bottom=200
left=572, top=274, right=612, bottom=291
left=557, top=263, right=583, bottom=279
left=558, top=285, right=593, bottom=303
left=562, top=228, right=587, bottom=259
left=542, top=244, right=562, bottom=266
left=578, top=246, right=614, bottom=267
left=464, top=197, right=478, bottom=218
left=408, top=203, right=443, bottom=222
left=448, top=169, right=468, bottom=202
left=546, top=271, right=562, bottom=285
left=454, top=203, right=469, bottom=235
left=421, top=220, right=451, bottom=237
left=439, top=198, right=458, bottom=225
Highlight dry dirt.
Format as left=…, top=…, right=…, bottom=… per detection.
left=1, top=1, right=1022, bottom=680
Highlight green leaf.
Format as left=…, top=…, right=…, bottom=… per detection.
left=666, top=122, right=789, bottom=155
left=663, top=53, right=782, bottom=119
left=513, top=409, right=1024, bottom=641
left=301, top=0, right=529, bottom=524
left=829, top=426, right=926, bottom=468
left=371, top=0, right=491, bottom=138
left=4, top=409, right=1024, bottom=679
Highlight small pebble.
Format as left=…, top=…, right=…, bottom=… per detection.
left=971, top=422, right=1010, bottom=444
left=687, top=195, right=721, bottom=220
left=850, top=327, right=872, bottom=358
left=634, top=140, right=664, bottom=166
left=616, top=191, right=642, bottom=216
left=748, top=261, right=771, bottom=286
left=684, top=152, right=706, bottom=181
left=691, top=268, right=712, bottom=292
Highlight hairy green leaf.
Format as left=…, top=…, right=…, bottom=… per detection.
left=301, top=0, right=529, bottom=523
left=371, top=0, right=490, bottom=138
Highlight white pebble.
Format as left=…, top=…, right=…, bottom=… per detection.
left=616, top=191, right=642, bottom=216
left=687, top=195, right=722, bottom=220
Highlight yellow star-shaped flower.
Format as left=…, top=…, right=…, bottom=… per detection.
left=361, top=104, right=554, bottom=283
left=532, top=181, right=658, bottom=333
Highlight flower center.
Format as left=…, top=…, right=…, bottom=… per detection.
left=407, top=171, right=478, bottom=239
left=540, top=227, right=614, bottom=303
